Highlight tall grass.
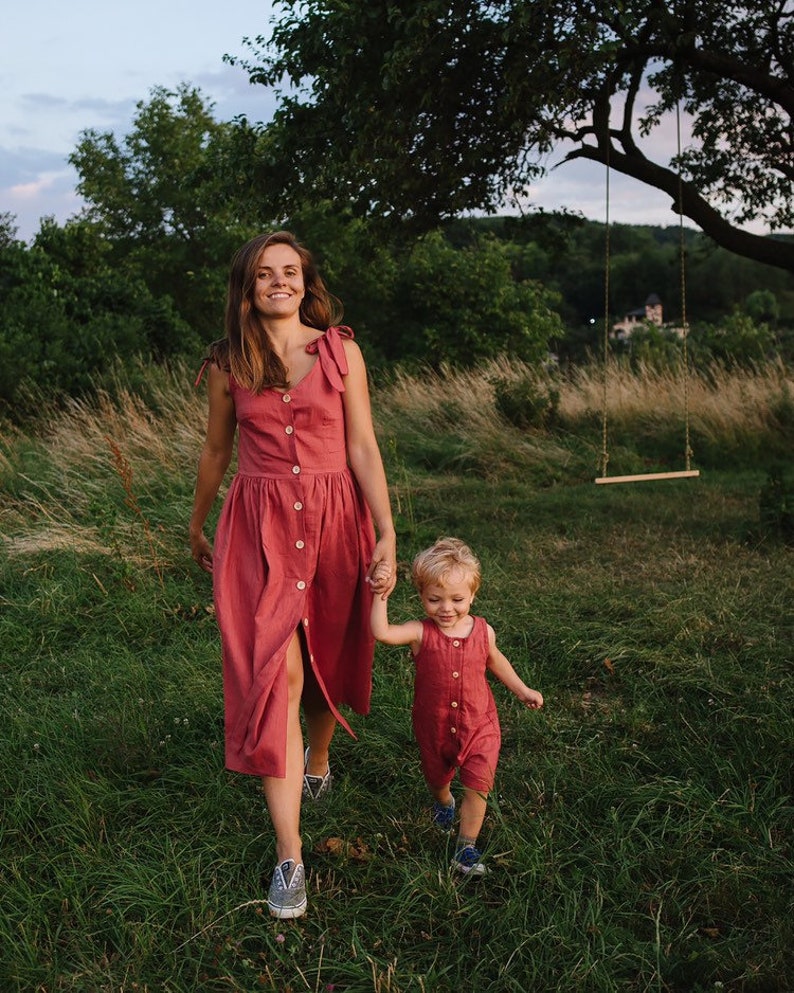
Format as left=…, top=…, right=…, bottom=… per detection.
left=374, top=357, right=793, bottom=481
left=0, top=358, right=792, bottom=992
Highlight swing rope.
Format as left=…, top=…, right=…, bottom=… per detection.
left=595, top=103, right=699, bottom=485
left=676, top=103, right=695, bottom=473
left=599, top=140, right=611, bottom=480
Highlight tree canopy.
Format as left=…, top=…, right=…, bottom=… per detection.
left=69, top=85, right=272, bottom=336
left=233, top=0, right=794, bottom=273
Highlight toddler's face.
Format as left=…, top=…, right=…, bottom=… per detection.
left=420, top=569, right=475, bottom=631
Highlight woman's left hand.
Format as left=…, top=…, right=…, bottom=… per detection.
left=366, top=535, right=397, bottom=598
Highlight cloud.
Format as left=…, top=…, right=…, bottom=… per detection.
left=1, top=149, right=84, bottom=240
left=192, top=63, right=279, bottom=125
left=10, top=171, right=65, bottom=199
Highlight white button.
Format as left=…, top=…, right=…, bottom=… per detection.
left=452, top=671, right=460, bottom=678
left=451, top=701, right=458, bottom=708
left=296, top=580, right=306, bottom=590
left=453, top=640, right=460, bottom=647
left=285, top=425, right=294, bottom=435
left=282, top=394, right=291, bottom=403
left=293, top=501, right=303, bottom=511
left=295, top=540, right=305, bottom=549
left=450, top=727, right=457, bottom=734
left=303, top=618, right=309, bottom=626
left=292, top=465, right=301, bottom=474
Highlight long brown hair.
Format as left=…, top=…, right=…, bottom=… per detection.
left=221, top=231, right=344, bottom=392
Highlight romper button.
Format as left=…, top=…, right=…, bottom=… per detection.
left=292, top=465, right=301, bottom=474
left=294, top=501, right=303, bottom=510
left=450, top=727, right=457, bottom=734
left=282, top=394, right=291, bottom=403
left=285, top=425, right=294, bottom=435
left=452, top=671, right=460, bottom=678
left=295, top=540, right=305, bottom=549
left=451, top=701, right=458, bottom=708
left=452, top=640, right=460, bottom=647
left=296, top=580, right=306, bottom=590
left=303, top=618, right=309, bottom=626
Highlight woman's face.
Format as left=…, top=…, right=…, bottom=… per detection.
left=252, top=243, right=306, bottom=320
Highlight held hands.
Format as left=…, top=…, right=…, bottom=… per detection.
left=190, top=531, right=214, bottom=574
left=366, top=537, right=397, bottom=599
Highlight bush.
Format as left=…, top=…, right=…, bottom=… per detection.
left=493, top=376, right=560, bottom=429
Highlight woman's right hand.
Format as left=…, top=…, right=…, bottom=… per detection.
left=190, top=530, right=214, bottom=573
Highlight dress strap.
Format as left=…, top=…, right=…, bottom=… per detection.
left=194, top=358, right=210, bottom=388
left=194, top=339, right=229, bottom=387
left=305, top=326, right=354, bottom=392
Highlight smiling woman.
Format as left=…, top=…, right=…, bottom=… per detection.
left=188, top=229, right=397, bottom=919
left=253, top=245, right=306, bottom=320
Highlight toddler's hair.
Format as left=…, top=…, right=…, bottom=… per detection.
left=411, top=537, right=481, bottom=595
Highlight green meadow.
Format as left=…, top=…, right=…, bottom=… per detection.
left=1, top=359, right=792, bottom=992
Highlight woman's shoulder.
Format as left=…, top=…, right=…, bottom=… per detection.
left=307, top=326, right=359, bottom=390
left=204, top=338, right=231, bottom=371
left=306, top=325, right=355, bottom=353
left=194, top=338, right=230, bottom=387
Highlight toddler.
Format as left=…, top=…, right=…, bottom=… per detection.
left=370, top=537, right=543, bottom=874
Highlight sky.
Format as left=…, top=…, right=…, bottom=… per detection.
left=0, top=1, right=746, bottom=243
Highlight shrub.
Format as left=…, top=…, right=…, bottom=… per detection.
left=493, top=376, right=560, bottom=429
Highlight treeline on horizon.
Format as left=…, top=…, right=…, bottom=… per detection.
left=1, top=202, right=792, bottom=421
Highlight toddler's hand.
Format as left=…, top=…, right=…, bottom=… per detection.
left=368, top=560, right=393, bottom=595
left=520, top=688, right=544, bottom=709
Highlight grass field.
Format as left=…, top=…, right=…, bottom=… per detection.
left=0, top=359, right=792, bottom=992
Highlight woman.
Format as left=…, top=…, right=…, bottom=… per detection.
left=190, top=231, right=396, bottom=918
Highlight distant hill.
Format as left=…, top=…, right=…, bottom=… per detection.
left=443, top=214, right=794, bottom=331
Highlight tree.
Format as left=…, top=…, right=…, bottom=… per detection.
left=69, top=85, right=274, bottom=337
left=378, top=230, right=563, bottom=365
left=0, top=218, right=195, bottom=413
left=233, top=0, right=794, bottom=273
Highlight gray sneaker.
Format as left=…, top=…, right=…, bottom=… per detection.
left=302, top=746, right=332, bottom=801
left=267, top=859, right=307, bottom=919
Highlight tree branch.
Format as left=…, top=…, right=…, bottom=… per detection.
left=566, top=142, right=794, bottom=272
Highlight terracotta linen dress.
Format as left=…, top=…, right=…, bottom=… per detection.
left=412, top=616, right=502, bottom=793
left=212, top=327, right=376, bottom=778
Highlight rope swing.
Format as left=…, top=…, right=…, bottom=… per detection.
left=594, top=104, right=700, bottom=485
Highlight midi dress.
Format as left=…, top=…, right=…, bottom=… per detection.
left=412, top=616, right=502, bottom=793
left=211, top=326, right=376, bottom=778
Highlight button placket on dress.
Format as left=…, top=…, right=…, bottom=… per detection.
left=282, top=392, right=308, bottom=593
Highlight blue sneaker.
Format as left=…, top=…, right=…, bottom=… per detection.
left=452, top=845, right=488, bottom=876
left=431, top=796, right=456, bottom=831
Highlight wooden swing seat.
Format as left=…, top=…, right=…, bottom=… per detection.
left=595, top=110, right=700, bottom=488
left=595, top=469, right=700, bottom=485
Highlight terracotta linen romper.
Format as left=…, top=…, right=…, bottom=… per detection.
left=212, top=327, right=376, bottom=778
left=412, top=616, right=502, bottom=793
